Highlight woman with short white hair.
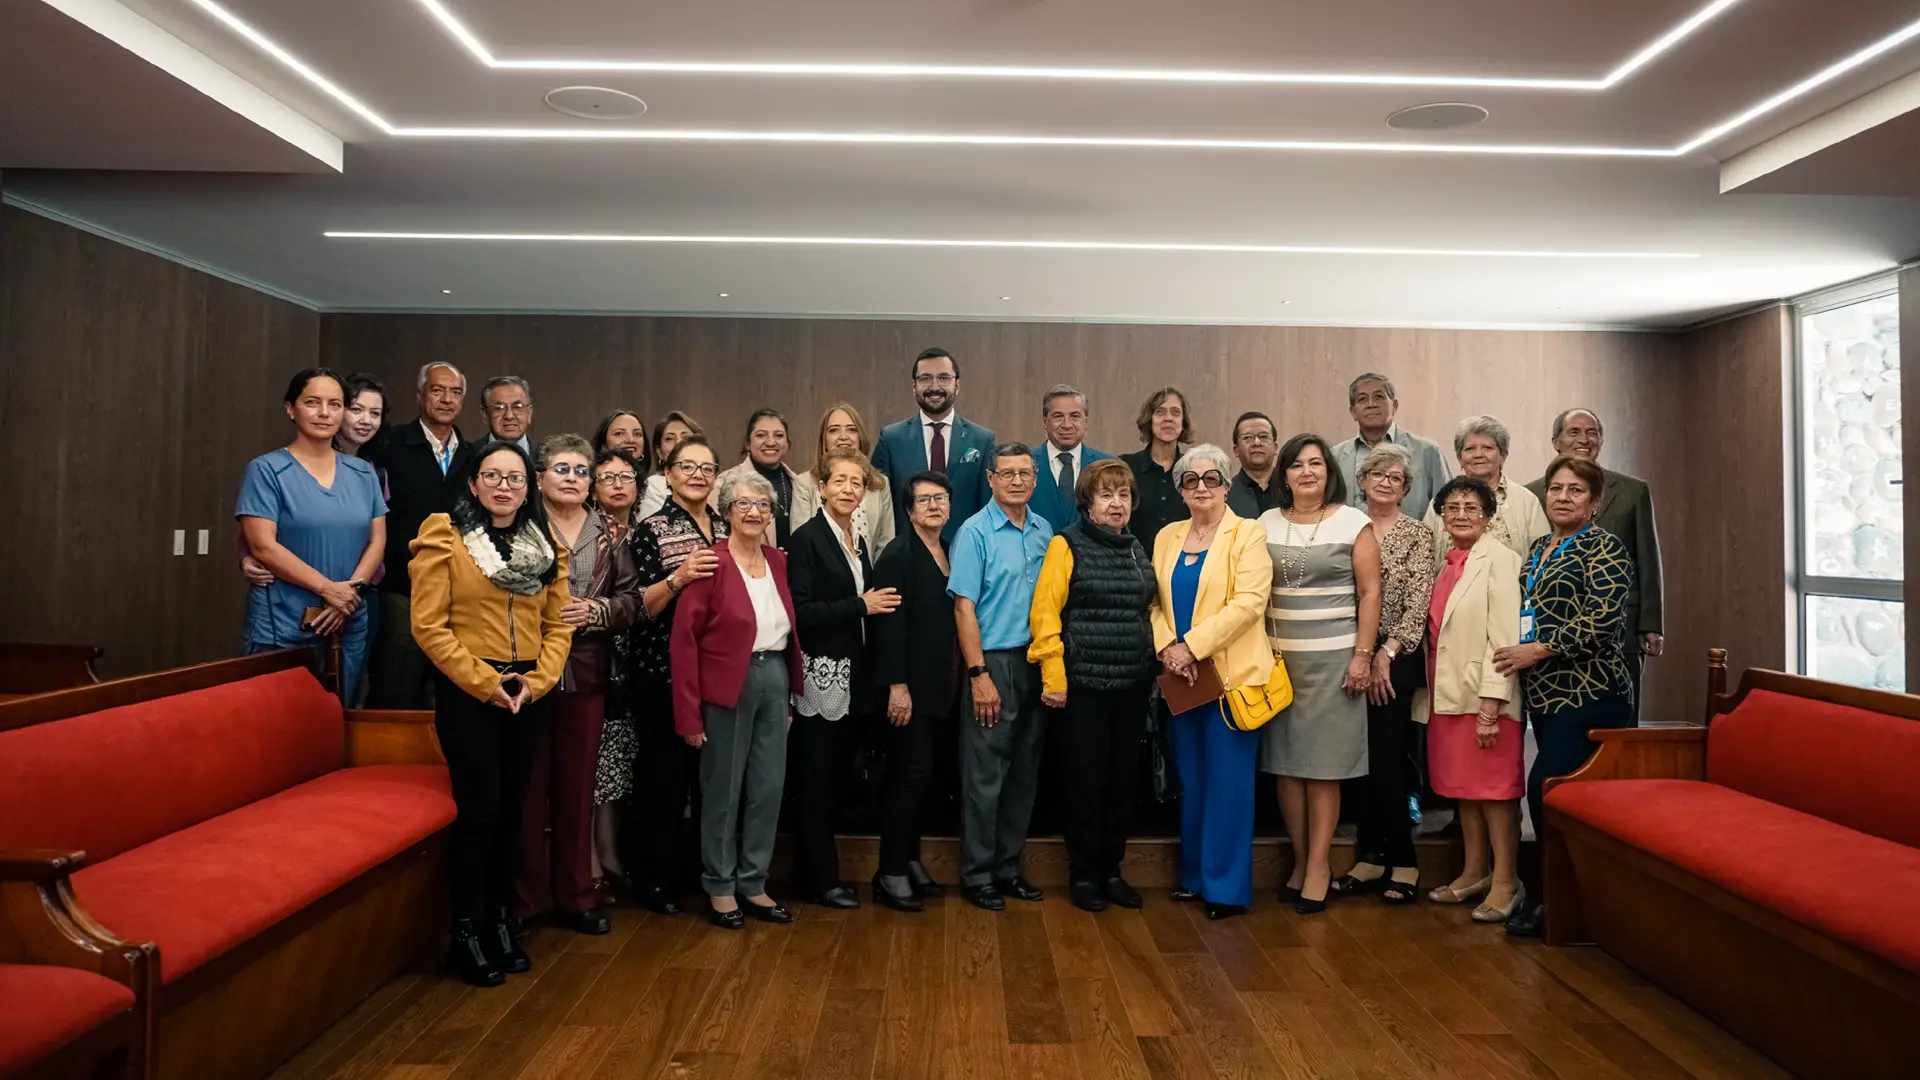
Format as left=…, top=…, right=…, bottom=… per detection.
left=1423, top=415, right=1547, bottom=559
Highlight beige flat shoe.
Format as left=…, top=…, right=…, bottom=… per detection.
left=1472, top=882, right=1527, bottom=923
left=1428, top=875, right=1491, bottom=904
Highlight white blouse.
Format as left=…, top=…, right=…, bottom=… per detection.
left=739, top=560, right=791, bottom=653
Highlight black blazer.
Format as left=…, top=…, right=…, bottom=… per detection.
left=788, top=513, right=879, bottom=714
left=366, top=419, right=479, bottom=594
left=869, top=531, right=960, bottom=715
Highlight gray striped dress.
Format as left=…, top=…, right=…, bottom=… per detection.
left=1256, top=505, right=1369, bottom=780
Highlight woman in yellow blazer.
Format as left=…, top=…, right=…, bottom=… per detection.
left=1420, top=476, right=1526, bottom=923
left=410, top=442, right=574, bottom=989
left=1149, top=444, right=1274, bottom=920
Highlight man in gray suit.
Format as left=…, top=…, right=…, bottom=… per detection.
left=1331, top=373, right=1451, bottom=515
left=1526, top=408, right=1664, bottom=720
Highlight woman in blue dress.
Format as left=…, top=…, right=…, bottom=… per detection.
left=236, top=368, right=388, bottom=699
left=1149, top=444, right=1276, bottom=921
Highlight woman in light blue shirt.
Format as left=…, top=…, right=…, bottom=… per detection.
left=236, top=368, right=388, bottom=699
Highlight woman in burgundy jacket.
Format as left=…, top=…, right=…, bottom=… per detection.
left=670, top=470, right=806, bottom=930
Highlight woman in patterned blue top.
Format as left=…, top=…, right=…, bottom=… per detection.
left=236, top=369, right=388, bottom=701
left=1492, top=454, right=1633, bottom=938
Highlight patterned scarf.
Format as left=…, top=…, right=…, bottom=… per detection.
left=460, top=519, right=555, bottom=595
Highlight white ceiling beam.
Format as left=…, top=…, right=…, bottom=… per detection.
left=1721, top=66, right=1920, bottom=191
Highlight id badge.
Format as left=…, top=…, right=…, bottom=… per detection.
left=1519, top=608, right=1538, bottom=644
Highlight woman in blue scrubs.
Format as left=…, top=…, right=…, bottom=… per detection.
left=236, top=368, right=388, bottom=699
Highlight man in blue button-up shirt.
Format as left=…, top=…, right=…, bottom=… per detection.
left=948, top=442, right=1054, bottom=910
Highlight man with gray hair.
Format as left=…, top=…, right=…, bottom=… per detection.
left=1526, top=408, right=1664, bottom=720
left=1028, top=384, right=1113, bottom=530
left=1330, top=373, right=1451, bottom=516
left=365, top=361, right=479, bottom=708
left=479, top=375, right=535, bottom=456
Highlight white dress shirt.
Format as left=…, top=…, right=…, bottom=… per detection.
left=1047, top=441, right=1083, bottom=484
left=420, top=420, right=460, bottom=474
left=919, top=410, right=956, bottom=469
left=739, top=560, right=791, bottom=653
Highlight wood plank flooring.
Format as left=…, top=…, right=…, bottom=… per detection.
left=268, top=892, right=1795, bottom=1080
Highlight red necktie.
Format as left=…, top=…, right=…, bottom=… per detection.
left=929, top=421, right=948, bottom=476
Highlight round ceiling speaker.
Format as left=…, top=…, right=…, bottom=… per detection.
left=544, top=86, right=649, bottom=120
left=1385, top=102, right=1490, bottom=131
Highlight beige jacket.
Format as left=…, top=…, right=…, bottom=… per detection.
left=1418, top=532, right=1522, bottom=724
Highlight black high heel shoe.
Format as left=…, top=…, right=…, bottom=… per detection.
left=1204, top=903, right=1247, bottom=921
left=872, top=874, right=925, bottom=913
left=484, top=908, right=531, bottom=973
left=1293, top=886, right=1329, bottom=916
left=907, top=862, right=944, bottom=899
left=450, top=918, right=505, bottom=987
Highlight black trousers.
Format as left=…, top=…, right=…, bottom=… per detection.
left=434, top=664, right=546, bottom=921
left=1356, top=651, right=1422, bottom=870
left=1527, top=692, right=1635, bottom=835
left=627, top=679, right=696, bottom=892
left=789, top=711, right=857, bottom=894
left=1059, top=683, right=1150, bottom=883
left=879, top=688, right=962, bottom=876
left=367, top=591, right=435, bottom=709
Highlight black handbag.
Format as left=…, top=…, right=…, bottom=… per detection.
left=1144, top=688, right=1182, bottom=803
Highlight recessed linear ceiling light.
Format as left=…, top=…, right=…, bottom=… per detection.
left=410, top=0, right=1739, bottom=91
left=324, top=231, right=1696, bottom=260
left=190, top=0, right=1920, bottom=159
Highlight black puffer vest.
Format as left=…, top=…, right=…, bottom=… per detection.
left=1060, top=520, right=1158, bottom=690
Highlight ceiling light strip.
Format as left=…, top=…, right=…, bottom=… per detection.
left=1676, top=14, right=1920, bottom=152
left=186, top=0, right=392, bottom=131
left=412, top=0, right=1741, bottom=90
left=322, top=231, right=1697, bottom=259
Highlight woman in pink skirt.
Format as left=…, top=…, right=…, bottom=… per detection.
left=1422, top=476, right=1526, bottom=923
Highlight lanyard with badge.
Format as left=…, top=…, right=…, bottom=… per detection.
left=1520, top=524, right=1591, bottom=643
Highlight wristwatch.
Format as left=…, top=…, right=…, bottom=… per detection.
left=967, top=664, right=990, bottom=679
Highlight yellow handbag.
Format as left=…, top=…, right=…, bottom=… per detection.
left=1215, top=519, right=1293, bottom=732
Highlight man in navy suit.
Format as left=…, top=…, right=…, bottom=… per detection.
left=872, top=348, right=995, bottom=542
left=1027, top=384, right=1112, bottom=530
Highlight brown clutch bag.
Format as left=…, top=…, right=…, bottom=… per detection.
left=1157, top=658, right=1226, bottom=715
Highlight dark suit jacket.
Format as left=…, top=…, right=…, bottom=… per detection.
left=1527, top=467, right=1663, bottom=634
left=872, top=413, right=994, bottom=542
left=787, top=513, right=879, bottom=714
left=366, top=420, right=479, bottom=594
left=669, top=542, right=806, bottom=737
left=869, top=531, right=960, bottom=715
left=1028, top=443, right=1113, bottom=531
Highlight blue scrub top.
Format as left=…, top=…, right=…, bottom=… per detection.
left=947, top=499, right=1053, bottom=652
left=236, top=448, right=387, bottom=646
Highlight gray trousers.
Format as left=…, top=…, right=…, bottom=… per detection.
left=960, top=649, right=1047, bottom=886
left=698, top=654, right=790, bottom=897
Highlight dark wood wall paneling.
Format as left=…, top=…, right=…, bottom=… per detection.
left=0, top=206, right=319, bottom=677
left=5, top=207, right=1797, bottom=723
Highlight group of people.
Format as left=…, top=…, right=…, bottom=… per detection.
left=235, top=351, right=1664, bottom=988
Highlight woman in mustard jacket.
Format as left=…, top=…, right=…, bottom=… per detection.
left=411, top=442, right=574, bottom=989
left=1149, top=444, right=1275, bottom=921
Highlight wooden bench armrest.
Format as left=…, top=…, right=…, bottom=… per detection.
left=0, top=848, right=91, bottom=883
left=0, top=848, right=157, bottom=983
left=1543, top=725, right=1708, bottom=796
left=344, top=709, right=445, bottom=767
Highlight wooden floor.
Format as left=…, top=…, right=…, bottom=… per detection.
left=266, top=888, right=1798, bottom=1080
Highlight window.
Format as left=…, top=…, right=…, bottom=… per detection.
left=1796, top=282, right=1904, bottom=691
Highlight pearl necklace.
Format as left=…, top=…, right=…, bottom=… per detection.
left=1276, top=505, right=1328, bottom=590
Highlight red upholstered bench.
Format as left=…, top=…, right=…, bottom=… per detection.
left=1542, top=651, right=1920, bottom=1080
left=0, top=963, right=137, bottom=1079
left=0, top=651, right=453, bottom=1080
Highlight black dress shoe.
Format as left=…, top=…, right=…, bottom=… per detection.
left=1104, top=878, right=1143, bottom=909
left=484, top=908, right=531, bottom=973
left=557, top=907, right=612, bottom=935
left=738, top=895, right=794, bottom=924
left=813, top=886, right=861, bottom=910
left=1205, top=903, right=1248, bottom=921
left=1170, top=887, right=1203, bottom=903
left=707, top=903, right=746, bottom=931
left=872, top=875, right=925, bottom=913
left=992, top=876, right=1044, bottom=902
left=637, top=884, right=681, bottom=916
left=450, top=918, right=505, bottom=988
left=963, top=884, right=1005, bottom=911
left=1506, top=904, right=1545, bottom=939
left=907, top=862, right=944, bottom=899
left=1070, top=880, right=1107, bottom=913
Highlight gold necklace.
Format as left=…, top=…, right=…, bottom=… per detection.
left=1277, top=505, right=1328, bottom=590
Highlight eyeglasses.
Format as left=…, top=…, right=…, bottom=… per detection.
left=732, top=499, right=773, bottom=514
left=1440, top=503, right=1486, bottom=518
left=912, top=492, right=951, bottom=506
left=912, top=373, right=958, bottom=387
left=991, top=468, right=1036, bottom=483
left=1366, top=472, right=1408, bottom=489
left=1236, top=432, right=1275, bottom=446
left=547, top=463, right=592, bottom=478
left=477, top=470, right=528, bottom=489
left=595, top=470, right=638, bottom=485
left=1177, top=470, right=1227, bottom=491
left=671, top=461, right=720, bottom=478
left=485, top=401, right=531, bottom=415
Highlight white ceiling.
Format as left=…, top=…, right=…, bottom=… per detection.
left=9, top=0, right=1920, bottom=326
